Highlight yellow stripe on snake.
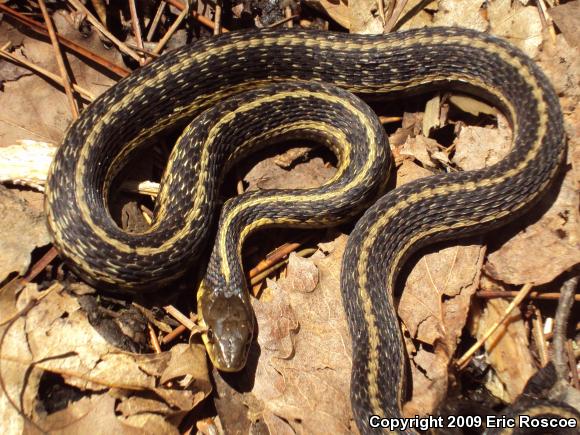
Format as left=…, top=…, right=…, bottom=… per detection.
left=45, top=27, right=578, bottom=433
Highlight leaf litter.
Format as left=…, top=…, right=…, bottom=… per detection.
left=0, top=0, right=579, bottom=433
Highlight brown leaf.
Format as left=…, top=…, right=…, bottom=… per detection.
left=434, top=0, right=487, bottom=31
left=0, top=185, right=51, bottom=283
left=400, top=135, right=440, bottom=168
left=488, top=0, right=543, bottom=58
left=0, top=287, right=211, bottom=431
left=452, top=114, right=511, bottom=171
left=469, top=293, right=535, bottom=402
left=484, top=164, right=579, bottom=285
left=550, top=1, right=580, bottom=49
left=250, top=235, right=354, bottom=434
left=40, top=394, right=142, bottom=435
left=399, top=243, right=485, bottom=415
left=245, top=156, right=335, bottom=191
left=303, top=1, right=350, bottom=29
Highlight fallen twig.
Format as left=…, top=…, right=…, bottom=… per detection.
left=456, top=283, right=534, bottom=370
left=0, top=43, right=94, bottom=101
left=0, top=3, right=129, bottom=77
left=38, top=0, right=79, bottom=118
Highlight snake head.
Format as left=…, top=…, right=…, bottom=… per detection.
left=198, top=283, right=254, bottom=372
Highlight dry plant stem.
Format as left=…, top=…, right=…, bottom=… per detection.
left=164, top=0, right=229, bottom=32
left=153, top=2, right=190, bottom=55
left=378, top=0, right=386, bottom=25
left=0, top=45, right=94, bottom=101
left=67, top=0, right=142, bottom=63
left=0, top=4, right=129, bottom=77
left=162, top=324, right=187, bottom=344
left=128, top=0, right=146, bottom=65
left=456, top=283, right=534, bottom=370
left=384, top=0, right=409, bottom=32
left=284, top=6, right=294, bottom=28
left=164, top=305, right=196, bottom=330
left=535, top=0, right=557, bottom=43
left=268, top=15, right=299, bottom=28
left=22, top=246, right=59, bottom=284
left=147, top=1, right=167, bottom=41
left=566, top=340, right=579, bottom=389
left=148, top=323, right=162, bottom=353
left=248, top=242, right=302, bottom=279
left=38, top=0, right=79, bottom=118
left=476, top=290, right=580, bottom=301
left=214, top=0, right=222, bottom=35
left=532, top=308, right=549, bottom=366
left=379, top=115, right=403, bottom=124
left=250, top=247, right=318, bottom=296
left=90, top=0, right=108, bottom=25
left=552, top=274, right=578, bottom=382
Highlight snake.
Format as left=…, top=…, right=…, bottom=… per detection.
left=45, top=27, right=578, bottom=433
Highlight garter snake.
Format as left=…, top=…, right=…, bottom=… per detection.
left=45, top=27, right=577, bottom=433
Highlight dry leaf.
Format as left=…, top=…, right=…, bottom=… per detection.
left=0, top=140, right=56, bottom=190
left=422, top=94, right=441, bottom=136
left=400, top=135, right=440, bottom=168
left=469, top=294, right=535, bottom=402
left=250, top=236, right=354, bottom=434
left=245, top=156, right=335, bottom=191
left=0, top=286, right=211, bottom=432
left=434, top=0, right=488, bottom=31
left=452, top=114, right=511, bottom=171
left=395, top=160, right=434, bottom=187
left=484, top=164, right=579, bottom=285
left=0, top=15, right=118, bottom=146
left=304, top=0, right=350, bottom=29
left=550, top=1, right=580, bottom=49
left=488, top=0, right=543, bottom=58
left=0, top=185, right=51, bottom=283
left=40, top=394, right=142, bottom=435
left=448, top=95, right=497, bottom=117
left=349, top=0, right=383, bottom=34
left=400, top=243, right=485, bottom=416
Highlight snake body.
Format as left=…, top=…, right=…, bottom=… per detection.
left=46, top=27, right=572, bottom=433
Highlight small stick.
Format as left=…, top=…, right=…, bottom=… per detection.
left=148, top=323, right=162, bottom=353
left=153, top=1, right=189, bottom=55
left=552, top=274, right=578, bottom=382
left=67, top=0, right=142, bottom=63
left=164, top=0, right=229, bottom=32
left=128, top=0, right=146, bottom=65
left=0, top=45, right=94, bottom=101
left=456, top=283, right=534, bottom=370
left=147, top=1, right=167, bottom=41
left=268, top=15, right=299, bottom=28
left=0, top=4, right=129, bottom=77
left=250, top=247, right=318, bottom=296
left=536, top=0, right=557, bottom=43
left=379, top=116, right=403, bottom=124
left=476, top=290, right=580, bottom=302
left=248, top=242, right=302, bottom=279
left=162, top=324, right=187, bottom=344
left=284, top=6, right=293, bottom=28
left=164, top=305, right=196, bottom=330
left=214, top=0, right=222, bottom=35
left=384, top=0, right=409, bottom=32
left=532, top=308, right=549, bottom=367
left=378, top=0, right=386, bottom=26
left=566, top=340, right=579, bottom=389
left=23, top=246, right=59, bottom=284
left=38, top=0, right=78, bottom=118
